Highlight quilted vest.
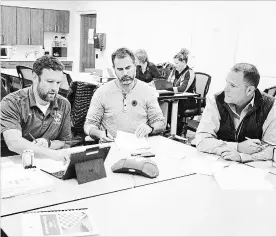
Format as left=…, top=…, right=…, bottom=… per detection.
left=215, top=89, right=274, bottom=142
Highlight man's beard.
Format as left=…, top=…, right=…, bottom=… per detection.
left=120, top=75, right=134, bottom=85
left=37, top=84, right=56, bottom=102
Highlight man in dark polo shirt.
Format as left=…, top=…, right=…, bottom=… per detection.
left=1, top=56, right=71, bottom=161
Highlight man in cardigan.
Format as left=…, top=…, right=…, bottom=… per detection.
left=195, top=63, right=276, bottom=162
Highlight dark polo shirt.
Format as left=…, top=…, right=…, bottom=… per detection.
left=1, top=86, right=72, bottom=142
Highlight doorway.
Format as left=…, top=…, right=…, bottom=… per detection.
left=79, top=14, right=96, bottom=72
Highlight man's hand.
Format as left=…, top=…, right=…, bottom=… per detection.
left=238, top=139, right=263, bottom=154
left=99, top=130, right=114, bottom=143
left=33, top=138, right=49, bottom=148
left=217, top=146, right=241, bottom=162
left=135, top=124, right=152, bottom=138
left=50, top=150, right=71, bottom=164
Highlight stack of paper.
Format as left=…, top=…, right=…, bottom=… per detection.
left=214, top=164, right=275, bottom=190
left=115, top=131, right=150, bottom=152
left=1, top=166, right=54, bottom=199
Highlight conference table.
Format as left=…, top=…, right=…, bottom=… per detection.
left=1, top=136, right=276, bottom=236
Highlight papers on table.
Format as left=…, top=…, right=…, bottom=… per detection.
left=179, top=155, right=229, bottom=176
left=1, top=166, right=54, bottom=199
left=115, top=131, right=151, bottom=152
left=213, top=164, right=275, bottom=190
left=35, top=159, right=68, bottom=173
left=22, top=208, right=99, bottom=236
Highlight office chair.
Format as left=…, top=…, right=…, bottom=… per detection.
left=16, top=65, right=33, bottom=88
left=58, top=72, right=73, bottom=98
left=264, top=86, right=276, bottom=97
left=180, top=72, right=212, bottom=138
left=67, top=81, right=99, bottom=146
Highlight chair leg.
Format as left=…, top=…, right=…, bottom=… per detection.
left=181, top=117, right=188, bottom=138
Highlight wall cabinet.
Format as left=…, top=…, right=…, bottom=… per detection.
left=16, top=7, right=44, bottom=45
left=1, top=6, right=17, bottom=45
left=44, top=9, right=70, bottom=33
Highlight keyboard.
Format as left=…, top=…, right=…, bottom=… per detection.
left=52, top=170, right=65, bottom=178
left=58, top=211, right=87, bottom=229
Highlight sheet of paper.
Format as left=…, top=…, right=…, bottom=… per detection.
left=115, top=131, right=151, bottom=152
left=214, top=164, right=274, bottom=190
left=35, top=159, right=67, bottom=173
left=179, top=156, right=229, bottom=175
left=1, top=166, right=54, bottom=199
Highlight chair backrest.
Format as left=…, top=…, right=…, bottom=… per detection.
left=16, top=65, right=33, bottom=88
left=195, top=72, right=211, bottom=108
left=264, top=86, right=276, bottom=97
left=67, top=81, right=98, bottom=132
left=195, top=72, right=212, bottom=97
left=1, top=79, right=8, bottom=100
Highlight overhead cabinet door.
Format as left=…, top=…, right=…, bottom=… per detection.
left=44, top=9, right=57, bottom=32
left=1, top=6, right=17, bottom=45
left=30, top=8, right=44, bottom=45
left=16, top=7, right=31, bottom=45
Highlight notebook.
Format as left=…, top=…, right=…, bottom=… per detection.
left=22, top=208, right=98, bottom=236
left=41, top=146, right=110, bottom=180
left=153, top=79, right=173, bottom=90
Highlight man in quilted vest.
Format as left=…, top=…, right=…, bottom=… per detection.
left=195, top=63, right=276, bottom=163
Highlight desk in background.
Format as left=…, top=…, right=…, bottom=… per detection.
left=158, top=91, right=197, bottom=139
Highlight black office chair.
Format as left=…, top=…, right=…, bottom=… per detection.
left=180, top=72, right=212, bottom=138
left=67, top=81, right=99, bottom=146
left=58, top=72, right=73, bottom=98
left=264, top=86, right=276, bottom=97
left=16, top=65, right=33, bottom=88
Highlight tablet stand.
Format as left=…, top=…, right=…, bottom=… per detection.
left=74, top=158, right=107, bottom=184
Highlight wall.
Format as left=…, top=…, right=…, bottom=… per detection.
left=2, top=1, right=276, bottom=94
left=73, top=1, right=276, bottom=95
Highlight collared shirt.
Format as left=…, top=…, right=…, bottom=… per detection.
left=1, top=86, right=72, bottom=142
left=195, top=93, right=276, bottom=160
left=84, top=79, right=165, bottom=138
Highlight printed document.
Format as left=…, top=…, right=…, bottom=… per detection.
left=115, top=131, right=150, bottom=151
left=214, top=164, right=274, bottom=190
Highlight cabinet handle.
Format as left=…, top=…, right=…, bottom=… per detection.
left=55, top=25, right=57, bottom=32
left=28, top=38, right=31, bottom=45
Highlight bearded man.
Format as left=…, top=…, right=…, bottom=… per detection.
left=84, top=47, right=165, bottom=142
left=1, top=56, right=71, bottom=161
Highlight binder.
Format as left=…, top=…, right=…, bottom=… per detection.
left=22, top=208, right=99, bottom=236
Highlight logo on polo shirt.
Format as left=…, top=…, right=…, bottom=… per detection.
left=52, top=111, right=62, bottom=124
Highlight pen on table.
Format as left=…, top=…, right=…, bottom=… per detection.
left=29, top=133, right=37, bottom=143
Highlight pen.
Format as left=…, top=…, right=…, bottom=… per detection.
left=29, top=133, right=37, bottom=143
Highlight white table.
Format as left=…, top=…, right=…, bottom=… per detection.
left=2, top=173, right=276, bottom=236
left=0, top=136, right=195, bottom=217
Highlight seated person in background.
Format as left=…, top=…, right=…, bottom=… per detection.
left=135, top=49, right=161, bottom=83
left=1, top=56, right=71, bottom=162
left=167, top=48, right=196, bottom=135
left=195, top=63, right=276, bottom=162
left=84, top=47, right=165, bottom=142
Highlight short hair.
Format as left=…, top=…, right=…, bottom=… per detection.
left=111, top=47, right=135, bottom=67
left=174, top=48, right=189, bottom=63
left=33, top=56, right=64, bottom=76
left=231, top=63, right=260, bottom=88
left=134, top=49, right=148, bottom=64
